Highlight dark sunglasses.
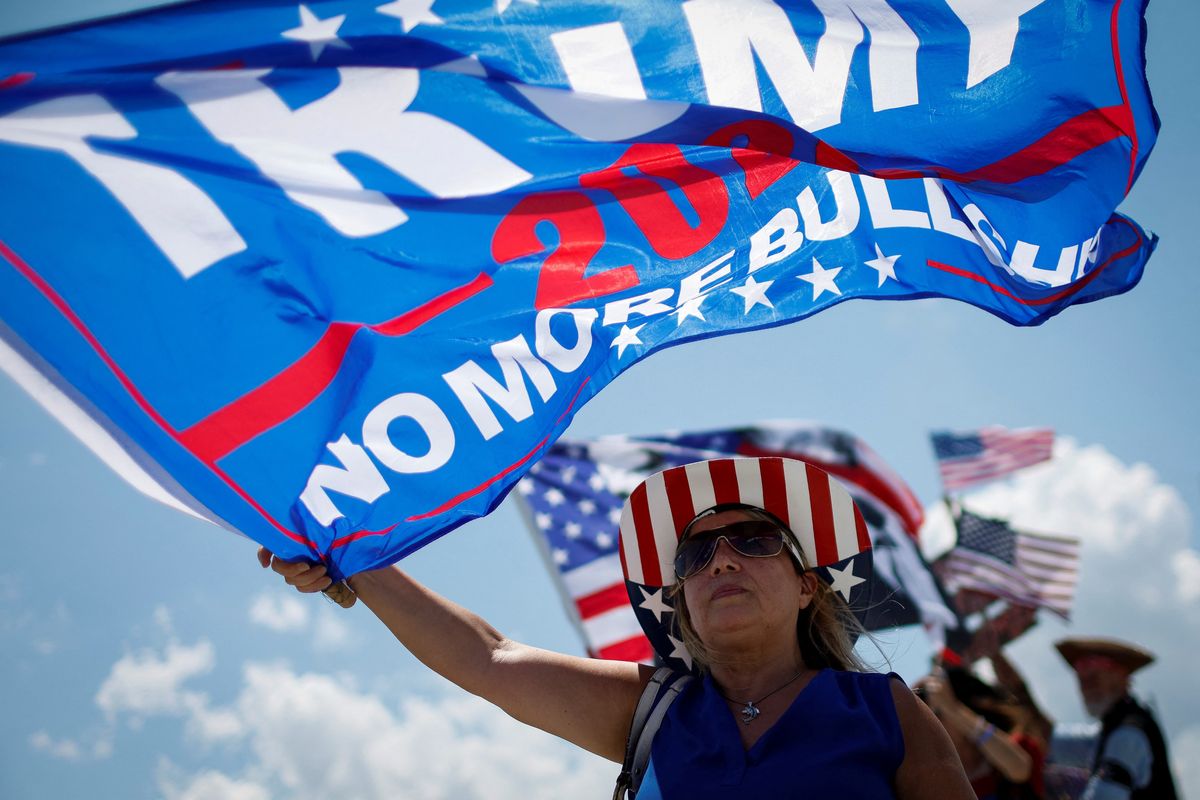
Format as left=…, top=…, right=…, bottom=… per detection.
left=673, top=519, right=793, bottom=580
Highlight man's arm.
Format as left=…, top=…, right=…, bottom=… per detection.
left=1081, top=725, right=1154, bottom=800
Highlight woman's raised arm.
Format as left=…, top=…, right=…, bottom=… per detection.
left=259, top=549, right=650, bottom=762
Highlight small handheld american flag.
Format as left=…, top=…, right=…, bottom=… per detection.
left=930, top=427, right=1054, bottom=492
left=937, top=506, right=1080, bottom=620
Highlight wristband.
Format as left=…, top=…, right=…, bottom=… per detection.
left=323, top=580, right=357, bottom=608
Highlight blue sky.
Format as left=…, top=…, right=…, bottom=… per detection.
left=1, top=1, right=1198, bottom=798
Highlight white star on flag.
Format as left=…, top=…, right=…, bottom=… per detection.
left=826, top=560, right=866, bottom=602
left=561, top=466, right=577, bottom=483
left=730, top=275, right=774, bottom=313
left=496, top=0, right=538, bottom=13
left=588, top=473, right=605, bottom=491
left=863, top=244, right=900, bottom=288
left=672, top=295, right=707, bottom=325
left=553, top=547, right=569, bottom=566
left=798, top=258, right=843, bottom=299
left=595, top=532, right=613, bottom=549
left=376, top=0, right=443, bottom=32
left=282, top=5, right=350, bottom=60
left=638, top=587, right=673, bottom=623
left=610, top=324, right=645, bottom=358
left=516, top=479, right=534, bottom=495
left=577, top=499, right=596, bottom=515
left=608, top=508, right=622, bottom=524
left=564, top=521, right=582, bottom=539
left=667, top=634, right=693, bottom=669
left=534, top=512, right=551, bottom=528
left=543, top=487, right=565, bottom=506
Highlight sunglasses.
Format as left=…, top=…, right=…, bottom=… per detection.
left=673, top=519, right=794, bottom=580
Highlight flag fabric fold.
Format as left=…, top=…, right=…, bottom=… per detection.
left=514, top=422, right=958, bottom=661
left=0, top=0, right=1157, bottom=578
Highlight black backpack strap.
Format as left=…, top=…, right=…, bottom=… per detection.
left=613, top=667, right=693, bottom=800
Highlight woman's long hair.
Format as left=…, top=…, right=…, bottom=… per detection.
left=669, top=507, right=868, bottom=673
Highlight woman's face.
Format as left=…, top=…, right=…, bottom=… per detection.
left=680, top=509, right=817, bottom=650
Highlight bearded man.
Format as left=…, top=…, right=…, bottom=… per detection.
left=1055, top=637, right=1178, bottom=800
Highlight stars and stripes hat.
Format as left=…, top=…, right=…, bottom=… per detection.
left=619, top=456, right=874, bottom=670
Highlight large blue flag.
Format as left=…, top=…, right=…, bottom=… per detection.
left=0, top=0, right=1157, bottom=579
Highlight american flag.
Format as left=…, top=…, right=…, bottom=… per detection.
left=937, top=508, right=1080, bottom=619
left=514, top=423, right=959, bottom=662
left=515, top=444, right=654, bottom=662
left=931, top=427, right=1055, bottom=492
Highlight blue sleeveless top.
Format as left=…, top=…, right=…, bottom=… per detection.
left=635, top=669, right=905, bottom=799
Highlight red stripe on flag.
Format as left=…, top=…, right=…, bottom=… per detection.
left=404, top=436, right=547, bottom=523
left=1109, top=0, right=1139, bottom=194
left=0, top=72, right=34, bottom=90
left=576, top=583, right=632, bottom=620
left=330, top=522, right=399, bottom=550
left=873, top=105, right=1131, bottom=186
left=179, top=323, right=359, bottom=463
left=404, top=377, right=589, bottom=525
left=629, top=484, right=662, bottom=587
left=180, top=273, right=493, bottom=463
left=662, top=467, right=696, bottom=541
left=710, top=459, right=739, bottom=505
left=370, top=272, right=493, bottom=336
left=759, top=458, right=788, bottom=529
left=0, top=240, right=319, bottom=552
left=957, top=106, right=1131, bottom=184
left=805, top=463, right=838, bottom=566
left=596, top=635, right=655, bottom=663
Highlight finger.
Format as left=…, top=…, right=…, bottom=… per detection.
left=270, top=557, right=321, bottom=579
left=257, top=546, right=273, bottom=568
left=282, top=564, right=329, bottom=588
left=295, top=573, right=334, bottom=593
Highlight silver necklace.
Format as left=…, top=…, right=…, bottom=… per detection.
left=719, top=668, right=807, bottom=725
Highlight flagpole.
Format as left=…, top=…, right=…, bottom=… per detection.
left=932, top=492, right=963, bottom=671
left=511, top=491, right=596, bottom=658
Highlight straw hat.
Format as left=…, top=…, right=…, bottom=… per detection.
left=1055, top=636, right=1156, bottom=674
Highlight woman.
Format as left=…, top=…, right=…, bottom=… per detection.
left=917, top=667, right=1045, bottom=800
left=262, top=456, right=973, bottom=798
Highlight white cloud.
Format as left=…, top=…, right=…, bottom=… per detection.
left=96, top=640, right=215, bottom=721
left=922, top=439, right=1198, bottom=796
left=154, top=605, right=174, bottom=633
left=182, top=694, right=245, bottom=744
left=88, top=650, right=614, bottom=799
left=70, top=627, right=614, bottom=799
left=158, top=762, right=270, bottom=800
left=249, top=592, right=310, bottom=633
left=29, top=729, right=112, bottom=761
left=223, top=663, right=614, bottom=800
left=312, top=608, right=351, bottom=651
left=30, top=731, right=81, bottom=761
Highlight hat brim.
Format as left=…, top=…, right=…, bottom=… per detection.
left=1055, top=637, right=1155, bottom=673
